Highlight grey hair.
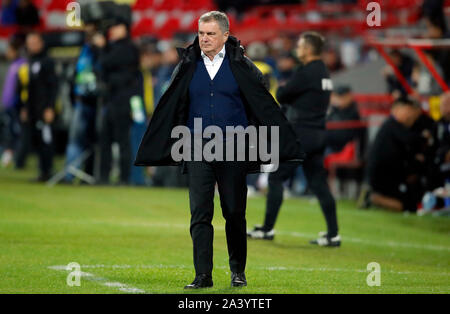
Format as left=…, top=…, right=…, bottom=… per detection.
left=198, top=11, right=230, bottom=33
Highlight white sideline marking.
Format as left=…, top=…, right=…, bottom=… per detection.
left=49, top=264, right=449, bottom=277
left=48, top=266, right=145, bottom=294
left=90, top=220, right=450, bottom=252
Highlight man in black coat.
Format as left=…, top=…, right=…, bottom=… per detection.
left=16, top=32, right=57, bottom=181
left=93, top=20, right=141, bottom=185
left=248, top=32, right=340, bottom=247
left=134, top=11, right=303, bottom=289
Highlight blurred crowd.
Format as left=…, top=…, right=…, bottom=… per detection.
left=0, top=0, right=449, bottom=215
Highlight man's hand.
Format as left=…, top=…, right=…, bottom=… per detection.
left=43, top=108, right=55, bottom=124
left=93, top=33, right=106, bottom=48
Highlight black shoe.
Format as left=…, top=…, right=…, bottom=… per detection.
left=231, top=272, right=247, bottom=287
left=184, top=274, right=213, bottom=289
left=247, top=225, right=275, bottom=240
left=310, top=232, right=341, bottom=247
left=29, top=173, right=52, bottom=183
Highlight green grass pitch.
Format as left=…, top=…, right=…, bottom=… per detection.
left=0, top=161, right=449, bottom=294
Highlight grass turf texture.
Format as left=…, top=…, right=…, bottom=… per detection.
left=0, top=160, right=449, bottom=294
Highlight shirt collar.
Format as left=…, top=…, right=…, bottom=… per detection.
left=201, top=45, right=226, bottom=61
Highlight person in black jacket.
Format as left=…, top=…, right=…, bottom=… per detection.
left=248, top=32, right=340, bottom=247
left=93, top=19, right=141, bottom=185
left=368, top=97, right=422, bottom=212
left=134, top=11, right=303, bottom=289
left=16, top=32, right=57, bottom=181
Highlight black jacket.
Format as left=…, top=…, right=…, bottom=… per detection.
left=277, top=59, right=331, bottom=129
left=134, top=36, right=304, bottom=171
left=98, top=37, right=140, bottom=98
left=21, top=51, right=57, bottom=121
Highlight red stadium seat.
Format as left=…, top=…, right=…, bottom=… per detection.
left=131, top=17, right=155, bottom=37
left=132, top=0, right=154, bottom=11
left=157, top=16, right=181, bottom=38
left=181, top=0, right=214, bottom=10
left=154, top=0, right=183, bottom=11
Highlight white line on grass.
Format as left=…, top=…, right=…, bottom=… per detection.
left=48, top=265, right=145, bottom=294
left=49, top=264, right=450, bottom=277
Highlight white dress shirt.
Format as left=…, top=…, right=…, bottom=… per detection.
left=201, top=45, right=226, bottom=80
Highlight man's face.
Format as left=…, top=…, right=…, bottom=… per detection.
left=6, top=45, right=17, bottom=61
left=108, top=24, right=127, bottom=41
left=26, top=34, right=43, bottom=55
left=296, top=38, right=308, bottom=63
left=338, top=93, right=353, bottom=108
left=393, top=105, right=420, bottom=128
left=198, top=21, right=228, bottom=56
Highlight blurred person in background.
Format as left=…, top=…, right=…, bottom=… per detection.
left=433, top=92, right=450, bottom=186
left=15, top=32, right=57, bottom=181
left=422, top=0, right=450, bottom=85
left=93, top=18, right=141, bottom=185
left=323, top=48, right=343, bottom=73
left=276, top=51, right=297, bottom=85
left=325, top=86, right=361, bottom=154
left=1, top=0, right=18, bottom=25
left=62, top=22, right=100, bottom=184
left=150, top=43, right=183, bottom=187
left=411, top=51, right=444, bottom=96
left=382, top=49, right=415, bottom=99
left=139, top=39, right=161, bottom=116
left=138, top=40, right=162, bottom=185
left=15, top=0, right=39, bottom=28
left=324, top=86, right=363, bottom=170
left=248, top=32, right=340, bottom=247
left=246, top=41, right=277, bottom=97
left=153, top=43, right=179, bottom=104
left=0, top=36, right=25, bottom=167
left=245, top=41, right=278, bottom=197
left=368, top=97, right=424, bottom=212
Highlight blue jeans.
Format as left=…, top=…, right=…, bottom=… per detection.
left=64, top=102, right=97, bottom=181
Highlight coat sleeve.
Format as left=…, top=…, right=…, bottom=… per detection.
left=243, top=56, right=270, bottom=91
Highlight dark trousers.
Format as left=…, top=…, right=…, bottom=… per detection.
left=99, top=108, right=132, bottom=183
left=186, top=160, right=248, bottom=275
left=263, top=152, right=338, bottom=237
left=15, top=120, right=53, bottom=176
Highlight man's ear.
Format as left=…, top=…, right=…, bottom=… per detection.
left=223, top=31, right=229, bottom=41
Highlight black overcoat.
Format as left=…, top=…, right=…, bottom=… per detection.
left=134, top=36, right=304, bottom=172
